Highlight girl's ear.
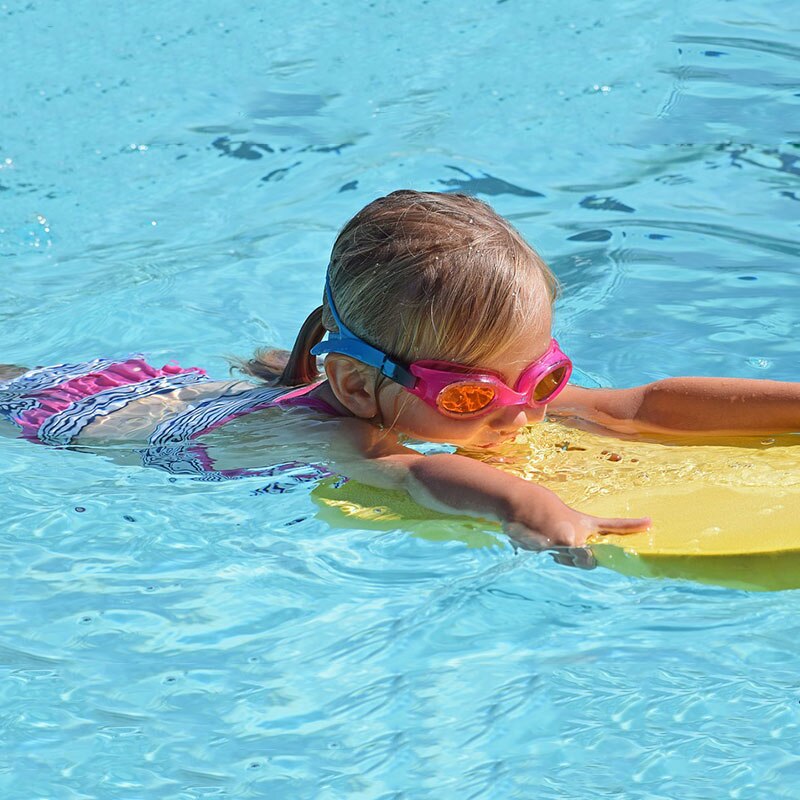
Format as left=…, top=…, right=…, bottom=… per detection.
left=324, top=355, right=379, bottom=419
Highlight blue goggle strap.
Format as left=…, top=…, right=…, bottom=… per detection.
left=310, top=277, right=416, bottom=390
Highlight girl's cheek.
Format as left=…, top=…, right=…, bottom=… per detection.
left=383, top=392, right=438, bottom=435
left=381, top=391, right=481, bottom=444
left=382, top=386, right=413, bottom=421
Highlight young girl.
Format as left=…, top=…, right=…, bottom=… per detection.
left=2, top=191, right=798, bottom=548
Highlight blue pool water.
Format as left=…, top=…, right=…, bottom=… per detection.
left=2, top=0, right=800, bottom=796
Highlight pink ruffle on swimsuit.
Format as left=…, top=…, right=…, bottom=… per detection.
left=0, top=356, right=337, bottom=487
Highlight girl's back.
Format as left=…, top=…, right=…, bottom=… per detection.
left=0, top=356, right=335, bottom=446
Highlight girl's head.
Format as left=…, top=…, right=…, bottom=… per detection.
left=247, top=190, right=561, bottom=445
left=323, top=190, right=558, bottom=369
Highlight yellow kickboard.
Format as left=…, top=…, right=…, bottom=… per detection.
left=312, top=421, right=800, bottom=591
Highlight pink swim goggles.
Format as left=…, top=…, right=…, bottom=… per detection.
left=311, top=278, right=572, bottom=419
left=405, top=340, right=572, bottom=418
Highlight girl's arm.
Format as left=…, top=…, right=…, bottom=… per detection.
left=549, top=378, right=800, bottom=435
left=205, top=411, right=649, bottom=548
left=327, top=419, right=650, bottom=549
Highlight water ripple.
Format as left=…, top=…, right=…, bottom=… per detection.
left=674, top=33, right=800, bottom=62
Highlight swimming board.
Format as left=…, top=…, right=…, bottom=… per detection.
left=312, top=421, right=800, bottom=591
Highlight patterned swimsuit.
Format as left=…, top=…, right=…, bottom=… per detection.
left=0, top=357, right=336, bottom=491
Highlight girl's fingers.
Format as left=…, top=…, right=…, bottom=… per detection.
left=504, top=515, right=651, bottom=551
left=551, top=547, right=597, bottom=570
left=503, top=522, right=553, bottom=551
left=593, top=516, right=651, bottom=535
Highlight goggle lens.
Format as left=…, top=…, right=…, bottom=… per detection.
left=434, top=365, right=570, bottom=417
left=532, top=365, right=569, bottom=403
left=437, top=382, right=497, bottom=415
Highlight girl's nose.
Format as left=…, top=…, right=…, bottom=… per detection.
left=526, top=405, right=547, bottom=424
left=488, top=405, right=530, bottom=431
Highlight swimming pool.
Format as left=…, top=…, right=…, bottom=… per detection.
left=3, top=0, right=800, bottom=796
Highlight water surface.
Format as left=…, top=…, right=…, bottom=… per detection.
left=2, top=0, right=799, bottom=797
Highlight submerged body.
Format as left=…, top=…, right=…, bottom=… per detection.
left=3, top=191, right=798, bottom=549
left=2, top=351, right=798, bottom=551
left=0, top=357, right=338, bottom=483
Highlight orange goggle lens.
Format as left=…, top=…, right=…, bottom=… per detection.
left=435, top=365, right=570, bottom=416
left=532, top=365, right=569, bottom=403
left=437, top=382, right=497, bottom=415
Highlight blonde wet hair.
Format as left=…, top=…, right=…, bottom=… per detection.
left=239, top=190, right=559, bottom=386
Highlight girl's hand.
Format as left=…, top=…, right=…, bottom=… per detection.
left=504, top=496, right=651, bottom=550
left=550, top=379, right=800, bottom=436
left=325, top=441, right=651, bottom=554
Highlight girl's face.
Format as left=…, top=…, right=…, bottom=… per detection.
left=377, top=311, right=555, bottom=448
